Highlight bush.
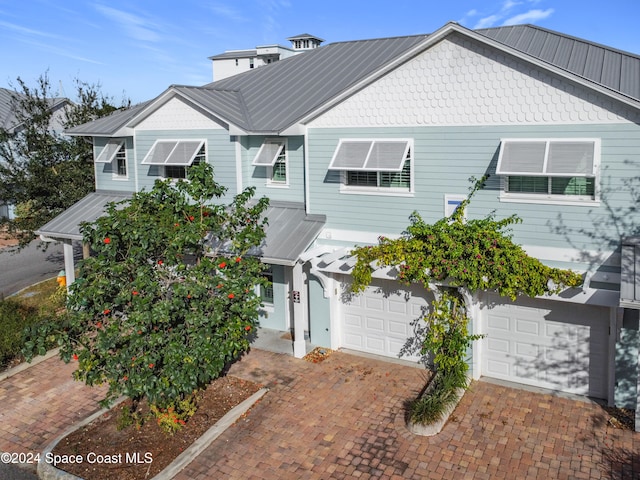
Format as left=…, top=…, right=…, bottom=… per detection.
left=409, top=371, right=465, bottom=425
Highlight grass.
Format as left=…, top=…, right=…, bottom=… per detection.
left=409, top=370, right=467, bottom=425
left=0, top=278, right=66, bottom=370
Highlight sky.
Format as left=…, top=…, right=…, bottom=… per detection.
left=0, top=0, right=638, bottom=104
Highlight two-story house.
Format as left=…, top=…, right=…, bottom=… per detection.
left=37, top=22, right=640, bottom=428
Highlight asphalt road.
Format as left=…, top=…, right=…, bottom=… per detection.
left=0, top=240, right=82, bottom=297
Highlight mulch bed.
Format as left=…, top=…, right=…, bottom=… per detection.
left=51, top=375, right=262, bottom=480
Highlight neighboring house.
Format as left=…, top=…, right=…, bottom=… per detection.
left=209, top=33, right=323, bottom=81
left=0, top=87, right=72, bottom=219
left=37, top=22, right=640, bottom=429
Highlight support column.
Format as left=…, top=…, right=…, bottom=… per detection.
left=292, top=261, right=308, bottom=358
left=63, top=239, right=76, bottom=292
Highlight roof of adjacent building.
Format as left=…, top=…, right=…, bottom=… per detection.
left=209, top=49, right=260, bottom=60
left=66, top=22, right=640, bottom=137
left=0, top=87, right=70, bottom=132
left=287, top=33, right=325, bottom=42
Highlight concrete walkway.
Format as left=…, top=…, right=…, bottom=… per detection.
left=1, top=348, right=638, bottom=479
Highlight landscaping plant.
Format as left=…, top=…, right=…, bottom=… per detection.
left=23, top=163, right=269, bottom=432
left=350, top=176, right=583, bottom=424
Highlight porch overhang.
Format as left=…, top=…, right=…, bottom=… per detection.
left=35, top=191, right=132, bottom=241
left=206, top=201, right=326, bottom=266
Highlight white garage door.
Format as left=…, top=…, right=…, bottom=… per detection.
left=341, top=279, right=433, bottom=362
left=483, top=294, right=609, bottom=399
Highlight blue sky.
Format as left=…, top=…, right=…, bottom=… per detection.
left=0, top=0, right=638, bottom=104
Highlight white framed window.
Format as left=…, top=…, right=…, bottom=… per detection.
left=328, top=139, right=413, bottom=195
left=496, top=138, right=599, bottom=205
left=113, top=144, right=127, bottom=179
left=142, top=139, right=206, bottom=180
left=94, top=139, right=127, bottom=180
left=260, top=265, right=274, bottom=304
left=252, top=139, right=288, bottom=187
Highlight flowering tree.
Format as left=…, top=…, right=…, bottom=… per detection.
left=24, top=163, right=269, bottom=416
left=349, top=177, right=583, bottom=423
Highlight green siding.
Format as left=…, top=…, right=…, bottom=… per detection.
left=308, top=124, right=640, bottom=253
left=94, top=137, right=135, bottom=192
left=135, top=129, right=237, bottom=200
left=240, top=135, right=305, bottom=203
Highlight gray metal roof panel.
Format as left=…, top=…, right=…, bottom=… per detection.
left=199, top=34, right=427, bottom=132
left=65, top=101, right=151, bottom=136
left=209, top=49, right=257, bottom=60
left=257, top=201, right=326, bottom=265
left=477, top=24, right=640, bottom=102
left=35, top=191, right=131, bottom=240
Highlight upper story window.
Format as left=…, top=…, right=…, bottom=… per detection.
left=142, top=139, right=206, bottom=180
left=252, top=139, right=287, bottom=186
left=496, top=138, right=599, bottom=204
left=95, top=139, right=127, bottom=179
left=328, top=139, right=413, bottom=195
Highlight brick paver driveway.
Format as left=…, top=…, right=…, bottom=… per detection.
left=1, top=349, right=638, bottom=479
left=179, top=349, right=639, bottom=480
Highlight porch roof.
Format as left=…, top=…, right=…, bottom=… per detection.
left=35, top=190, right=132, bottom=241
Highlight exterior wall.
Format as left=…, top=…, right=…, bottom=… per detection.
left=94, top=137, right=135, bottom=192
left=306, top=32, right=640, bottom=279
left=308, top=274, right=331, bottom=347
left=258, top=264, right=288, bottom=330
left=214, top=57, right=263, bottom=81
left=240, top=135, right=305, bottom=203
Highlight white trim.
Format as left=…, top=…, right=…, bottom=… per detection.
left=252, top=140, right=284, bottom=166
left=234, top=136, right=242, bottom=194
left=304, top=131, right=310, bottom=214
left=499, top=194, right=600, bottom=207
left=111, top=143, right=128, bottom=181
left=266, top=138, right=288, bottom=187
left=95, top=139, right=125, bottom=163
left=328, top=138, right=411, bottom=172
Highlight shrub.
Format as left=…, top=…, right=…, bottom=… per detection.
left=0, top=299, right=38, bottom=367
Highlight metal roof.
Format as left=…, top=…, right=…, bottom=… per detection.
left=66, top=22, right=640, bottom=137
left=0, top=88, right=70, bottom=132
left=209, top=49, right=257, bottom=60
left=206, top=201, right=326, bottom=266
left=476, top=24, right=640, bottom=102
left=35, top=191, right=131, bottom=240
left=65, top=100, right=151, bottom=136
left=36, top=195, right=325, bottom=265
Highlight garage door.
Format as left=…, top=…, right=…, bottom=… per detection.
left=341, top=279, right=433, bottom=362
left=483, top=294, right=609, bottom=399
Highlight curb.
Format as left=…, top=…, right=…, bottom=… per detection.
left=37, top=387, right=269, bottom=480
left=0, top=348, right=60, bottom=383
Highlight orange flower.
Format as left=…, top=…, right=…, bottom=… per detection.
left=123, top=375, right=128, bottom=381
left=216, top=283, right=223, bottom=289
left=228, top=293, right=235, bottom=299
left=188, top=215, right=195, bottom=221
left=103, top=309, right=110, bottom=315
left=157, top=260, right=163, bottom=265
left=96, top=321, right=102, bottom=329
left=245, top=325, right=251, bottom=331
left=148, top=363, right=154, bottom=368
left=218, top=262, right=227, bottom=269
left=72, top=354, right=78, bottom=361
left=103, top=237, right=111, bottom=244
left=132, top=290, right=139, bottom=296
left=235, top=257, right=241, bottom=263
left=187, top=294, right=191, bottom=299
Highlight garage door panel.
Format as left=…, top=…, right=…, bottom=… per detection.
left=366, top=316, right=385, bottom=333
left=365, top=296, right=384, bottom=311
left=342, top=279, right=431, bottom=361
left=483, top=294, right=609, bottom=399
left=344, top=313, right=363, bottom=328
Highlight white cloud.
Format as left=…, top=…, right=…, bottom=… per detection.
left=208, top=3, right=248, bottom=23
left=474, top=15, right=501, bottom=29
left=0, top=19, right=64, bottom=40
left=93, top=4, right=161, bottom=43
left=502, top=8, right=554, bottom=25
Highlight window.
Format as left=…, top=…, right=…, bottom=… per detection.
left=497, top=138, right=599, bottom=203
left=252, top=139, right=287, bottom=186
left=329, top=139, right=412, bottom=194
left=95, top=139, right=125, bottom=164
left=260, top=266, right=274, bottom=304
left=141, top=139, right=206, bottom=180
left=249, top=58, right=254, bottom=69
left=114, top=144, right=127, bottom=178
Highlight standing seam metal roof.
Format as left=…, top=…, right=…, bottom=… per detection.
left=65, top=23, right=640, bottom=137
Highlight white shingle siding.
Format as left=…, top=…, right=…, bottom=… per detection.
left=135, top=97, right=225, bottom=131
left=309, top=34, right=640, bottom=128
